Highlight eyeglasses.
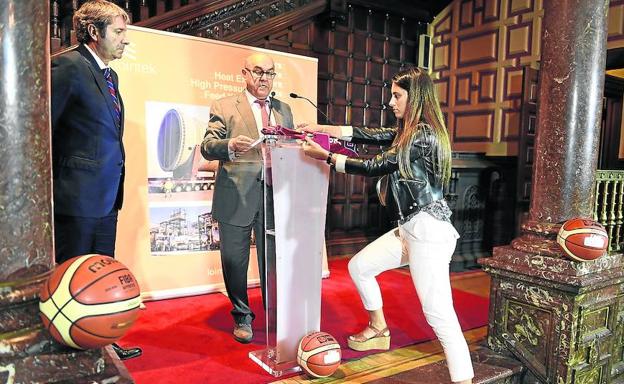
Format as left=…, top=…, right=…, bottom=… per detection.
left=245, top=67, right=277, bottom=79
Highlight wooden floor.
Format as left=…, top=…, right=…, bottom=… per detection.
left=273, top=267, right=491, bottom=383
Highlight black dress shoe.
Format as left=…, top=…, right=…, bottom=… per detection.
left=111, top=343, right=142, bottom=360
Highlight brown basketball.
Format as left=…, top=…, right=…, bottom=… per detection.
left=39, top=254, right=141, bottom=349
left=557, top=218, right=608, bottom=262
left=297, top=331, right=341, bottom=378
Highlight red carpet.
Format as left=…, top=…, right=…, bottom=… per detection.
left=120, top=258, right=489, bottom=383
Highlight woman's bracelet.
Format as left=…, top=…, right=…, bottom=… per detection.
left=326, top=152, right=334, bottom=165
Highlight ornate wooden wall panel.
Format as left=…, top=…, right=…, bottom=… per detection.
left=600, top=77, right=624, bottom=170
left=432, top=0, right=624, bottom=157
left=609, top=0, right=624, bottom=49
left=431, top=0, right=543, bottom=157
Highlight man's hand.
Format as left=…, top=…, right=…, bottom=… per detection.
left=228, top=135, right=255, bottom=154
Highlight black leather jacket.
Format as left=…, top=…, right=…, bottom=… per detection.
left=344, top=124, right=445, bottom=221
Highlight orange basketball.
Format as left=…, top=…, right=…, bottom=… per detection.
left=297, top=331, right=341, bottom=378
left=39, top=254, right=141, bottom=349
left=557, top=218, right=608, bottom=262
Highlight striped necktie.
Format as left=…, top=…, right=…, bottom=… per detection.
left=103, top=68, right=121, bottom=124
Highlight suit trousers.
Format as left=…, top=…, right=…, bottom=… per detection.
left=347, top=211, right=474, bottom=382
left=54, top=211, right=119, bottom=264
left=218, top=209, right=265, bottom=325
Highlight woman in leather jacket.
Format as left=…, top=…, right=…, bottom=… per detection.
left=302, top=67, right=473, bottom=384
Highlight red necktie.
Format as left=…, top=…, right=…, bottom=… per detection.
left=255, top=99, right=270, bottom=129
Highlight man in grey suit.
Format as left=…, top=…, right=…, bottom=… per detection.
left=201, top=53, right=294, bottom=343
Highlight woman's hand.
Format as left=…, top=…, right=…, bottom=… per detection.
left=301, top=136, right=329, bottom=160
left=298, top=123, right=342, bottom=138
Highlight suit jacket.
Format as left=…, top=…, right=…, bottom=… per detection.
left=201, top=92, right=294, bottom=226
left=51, top=44, right=125, bottom=218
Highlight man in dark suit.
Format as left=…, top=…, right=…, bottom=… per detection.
left=50, top=0, right=141, bottom=360
left=201, top=53, right=294, bottom=343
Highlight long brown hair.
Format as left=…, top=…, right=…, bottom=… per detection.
left=392, top=67, right=451, bottom=186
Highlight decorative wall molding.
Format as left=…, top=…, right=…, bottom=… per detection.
left=137, top=0, right=327, bottom=44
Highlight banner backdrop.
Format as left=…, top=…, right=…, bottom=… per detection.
left=111, top=26, right=322, bottom=300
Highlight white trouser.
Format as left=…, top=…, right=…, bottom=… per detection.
left=348, top=211, right=474, bottom=382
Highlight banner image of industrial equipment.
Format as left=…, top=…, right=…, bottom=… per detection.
left=149, top=204, right=219, bottom=254
left=111, top=26, right=320, bottom=300
left=145, top=101, right=220, bottom=255
left=146, top=101, right=216, bottom=202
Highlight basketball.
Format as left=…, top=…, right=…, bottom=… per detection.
left=297, top=331, right=341, bottom=378
left=557, top=218, right=608, bottom=262
left=39, top=254, right=142, bottom=349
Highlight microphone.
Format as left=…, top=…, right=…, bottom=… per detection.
left=289, top=93, right=333, bottom=124
left=267, top=91, right=275, bottom=126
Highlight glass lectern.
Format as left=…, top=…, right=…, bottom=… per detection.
left=248, top=135, right=329, bottom=376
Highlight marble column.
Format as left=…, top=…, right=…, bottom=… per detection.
left=0, top=2, right=131, bottom=382
left=0, top=0, right=56, bottom=355
left=480, top=0, right=624, bottom=383
left=528, top=0, right=606, bottom=224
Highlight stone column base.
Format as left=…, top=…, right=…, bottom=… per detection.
left=479, top=246, right=624, bottom=383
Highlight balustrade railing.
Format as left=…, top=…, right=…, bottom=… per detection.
left=594, top=170, right=624, bottom=253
